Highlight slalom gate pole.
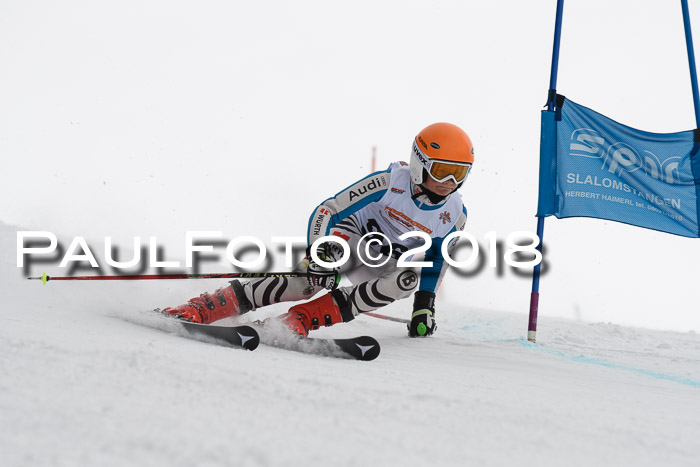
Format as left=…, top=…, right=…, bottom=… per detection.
left=528, top=0, right=565, bottom=343
left=28, top=271, right=307, bottom=285
left=364, top=311, right=410, bottom=325
left=681, top=0, right=700, bottom=127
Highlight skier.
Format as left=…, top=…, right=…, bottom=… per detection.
left=163, top=123, right=474, bottom=337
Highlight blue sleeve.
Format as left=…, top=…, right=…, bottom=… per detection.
left=418, top=204, right=468, bottom=293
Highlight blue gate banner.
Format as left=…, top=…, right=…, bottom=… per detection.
left=537, top=96, right=700, bottom=238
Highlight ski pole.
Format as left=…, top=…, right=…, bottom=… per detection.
left=27, top=271, right=307, bottom=285
left=363, top=311, right=410, bottom=324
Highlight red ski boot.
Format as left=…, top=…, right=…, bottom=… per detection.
left=277, top=293, right=345, bottom=337
left=162, top=281, right=251, bottom=324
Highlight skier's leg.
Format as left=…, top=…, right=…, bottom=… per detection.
left=238, top=215, right=365, bottom=313
left=169, top=236, right=348, bottom=325
left=333, top=265, right=419, bottom=317
left=276, top=263, right=419, bottom=336
left=161, top=270, right=327, bottom=324
left=238, top=270, right=321, bottom=312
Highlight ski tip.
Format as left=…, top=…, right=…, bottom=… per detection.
left=246, top=339, right=260, bottom=351
left=319, top=335, right=380, bottom=361
left=352, top=335, right=381, bottom=361
left=179, top=321, right=260, bottom=351
left=237, top=326, right=260, bottom=351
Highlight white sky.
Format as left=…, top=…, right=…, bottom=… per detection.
left=2, top=0, right=699, bottom=332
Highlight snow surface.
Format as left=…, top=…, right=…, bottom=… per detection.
left=3, top=221, right=699, bottom=467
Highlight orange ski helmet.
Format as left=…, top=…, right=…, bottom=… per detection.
left=410, top=123, right=474, bottom=186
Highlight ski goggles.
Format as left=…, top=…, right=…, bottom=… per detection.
left=427, top=160, right=472, bottom=183
left=412, top=141, right=472, bottom=184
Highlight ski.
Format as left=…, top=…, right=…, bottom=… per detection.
left=121, top=310, right=260, bottom=351
left=305, top=335, right=380, bottom=361
left=251, top=322, right=380, bottom=360
left=178, top=321, right=260, bottom=351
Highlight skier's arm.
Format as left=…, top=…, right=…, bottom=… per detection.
left=408, top=205, right=468, bottom=337
left=306, top=169, right=391, bottom=245
left=418, top=205, right=468, bottom=293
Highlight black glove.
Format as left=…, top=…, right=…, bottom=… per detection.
left=408, top=290, right=436, bottom=337
left=305, top=243, right=341, bottom=290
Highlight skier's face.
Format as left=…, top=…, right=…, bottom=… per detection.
left=422, top=176, right=457, bottom=196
